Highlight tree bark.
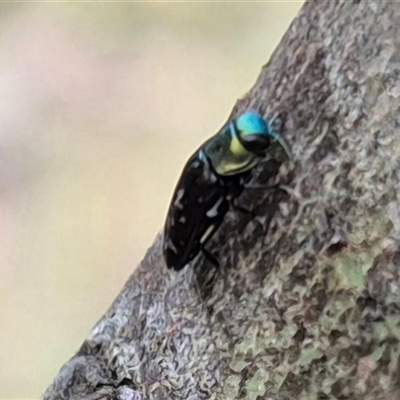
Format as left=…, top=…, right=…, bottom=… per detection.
left=44, top=1, right=400, bottom=399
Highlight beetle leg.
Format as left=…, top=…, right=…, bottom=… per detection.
left=194, top=246, right=220, bottom=300
left=229, top=198, right=255, bottom=217
left=201, top=246, right=219, bottom=268
left=268, top=111, right=287, bottom=136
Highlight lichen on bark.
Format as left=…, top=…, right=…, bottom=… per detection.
left=44, top=1, right=400, bottom=399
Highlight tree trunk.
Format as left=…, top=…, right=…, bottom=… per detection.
left=43, top=1, right=400, bottom=399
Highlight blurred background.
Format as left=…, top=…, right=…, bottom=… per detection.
left=0, top=2, right=303, bottom=399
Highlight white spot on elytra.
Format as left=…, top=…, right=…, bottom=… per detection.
left=174, top=189, right=184, bottom=209
left=167, top=216, right=174, bottom=227
left=206, top=197, right=223, bottom=218
left=168, top=239, right=178, bottom=253
left=209, top=172, right=217, bottom=183
left=179, top=216, right=186, bottom=223
left=200, top=224, right=216, bottom=244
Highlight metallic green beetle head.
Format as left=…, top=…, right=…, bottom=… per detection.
left=202, top=111, right=291, bottom=176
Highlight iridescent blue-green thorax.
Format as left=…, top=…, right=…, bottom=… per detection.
left=199, top=122, right=262, bottom=176
left=200, top=112, right=288, bottom=176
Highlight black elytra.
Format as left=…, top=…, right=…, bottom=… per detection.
left=163, top=152, right=252, bottom=272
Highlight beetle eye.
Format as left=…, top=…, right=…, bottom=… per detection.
left=240, top=134, right=270, bottom=155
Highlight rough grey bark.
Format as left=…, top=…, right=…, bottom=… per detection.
left=43, top=1, right=400, bottom=399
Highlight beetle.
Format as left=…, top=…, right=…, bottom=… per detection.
left=163, top=111, right=291, bottom=272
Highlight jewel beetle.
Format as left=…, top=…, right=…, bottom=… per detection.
left=163, top=111, right=291, bottom=272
